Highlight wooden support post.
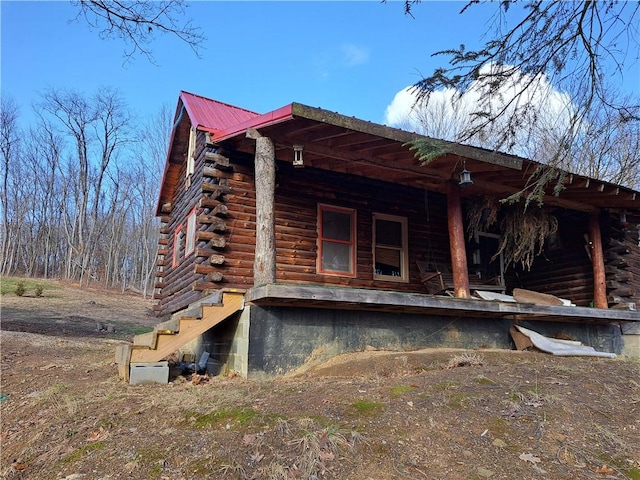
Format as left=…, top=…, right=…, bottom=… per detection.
left=247, top=128, right=276, bottom=286
left=446, top=182, right=470, bottom=298
left=589, top=210, right=608, bottom=309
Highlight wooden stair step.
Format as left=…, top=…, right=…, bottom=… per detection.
left=129, top=292, right=244, bottom=364
left=133, top=329, right=178, bottom=349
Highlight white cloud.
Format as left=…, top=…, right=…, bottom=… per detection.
left=384, top=63, right=576, bottom=156
left=384, top=87, right=420, bottom=129
left=341, top=44, right=369, bottom=67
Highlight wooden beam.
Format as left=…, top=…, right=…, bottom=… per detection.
left=589, top=210, right=608, bottom=309
left=204, top=151, right=230, bottom=167
left=446, top=181, right=470, bottom=298
left=249, top=129, right=277, bottom=286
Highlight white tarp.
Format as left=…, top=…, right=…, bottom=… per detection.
left=515, top=325, right=617, bottom=358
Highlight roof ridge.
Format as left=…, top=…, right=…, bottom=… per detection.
left=180, top=90, right=260, bottom=117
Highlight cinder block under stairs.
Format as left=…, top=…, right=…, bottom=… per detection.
left=115, top=290, right=245, bottom=383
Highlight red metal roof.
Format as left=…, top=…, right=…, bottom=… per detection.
left=180, top=91, right=260, bottom=132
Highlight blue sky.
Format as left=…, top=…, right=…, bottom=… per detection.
left=2, top=1, right=638, bottom=131
left=1, top=1, right=499, bottom=128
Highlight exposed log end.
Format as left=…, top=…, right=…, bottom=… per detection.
left=212, top=204, right=229, bottom=217
left=210, top=254, right=225, bottom=265
left=206, top=272, right=224, bottom=282
left=246, top=127, right=262, bottom=140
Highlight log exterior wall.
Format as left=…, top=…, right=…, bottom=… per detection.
left=219, top=155, right=451, bottom=294
left=602, top=213, right=639, bottom=309
left=510, top=211, right=595, bottom=306
left=512, top=210, right=640, bottom=309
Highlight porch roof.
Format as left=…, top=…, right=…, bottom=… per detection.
left=212, top=102, right=639, bottom=214
left=247, top=284, right=640, bottom=325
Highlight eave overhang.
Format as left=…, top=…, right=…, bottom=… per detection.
left=157, top=95, right=640, bottom=217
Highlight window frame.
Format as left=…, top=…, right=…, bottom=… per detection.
left=186, top=126, right=196, bottom=189
left=172, top=223, right=185, bottom=269
left=317, top=204, right=357, bottom=277
left=372, top=212, right=409, bottom=283
left=185, top=207, right=197, bottom=257
left=470, top=231, right=505, bottom=285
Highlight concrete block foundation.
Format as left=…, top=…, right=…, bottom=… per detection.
left=245, top=305, right=624, bottom=377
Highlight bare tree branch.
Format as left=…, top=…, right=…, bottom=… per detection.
left=403, top=0, right=640, bottom=204
left=71, top=0, right=205, bottom=63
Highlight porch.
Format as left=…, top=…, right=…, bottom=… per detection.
left=247, top=283, right=640, bottom=325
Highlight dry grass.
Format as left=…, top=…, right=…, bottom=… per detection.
left=445, top=352, right=484, bottom=369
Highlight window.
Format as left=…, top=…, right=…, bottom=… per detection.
left=172, top=223, right=185, bottom=268
left=186, top=126, right=196, bottom=189
left=317, top=204, right=356, bottom=276
left=185, top=208, right=197, bottom=256
left=468, top=231, right=504, bottom=285
left=373, top=213, right=408, bottom=282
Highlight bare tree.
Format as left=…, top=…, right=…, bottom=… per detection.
left=71, top=0, right=205, bottom=62
left=570, top=101, right=640, bottom=190
left=37, top=88, right=132, bottom=285
left=0, top=96, right=21, bottom=275
left=2, top=88, right=171, bottom=294
left=127, top=103, right=173, bottom=296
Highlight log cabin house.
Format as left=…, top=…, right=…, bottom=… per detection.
left=117, top=91, right=640, bottom=381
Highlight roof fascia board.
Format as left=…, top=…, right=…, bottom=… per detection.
left=179, top=91, right=198, bottom=129
left=155, top=99, right=186, bottom=216
left=211, top=105, right=295, bottom=142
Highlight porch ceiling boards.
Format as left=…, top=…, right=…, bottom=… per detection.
left=216, top=103, right=639, bottom=214
left=247, top=284, right=640, bottom=325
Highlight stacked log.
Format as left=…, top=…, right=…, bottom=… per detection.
left=153, top=220, right=170, bottom=308
left=603, top=214, right=639, bottom=309
left=195, top=147, right=232, bottom=289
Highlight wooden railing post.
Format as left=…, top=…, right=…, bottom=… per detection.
left=589, top=209, right=608, bottom=309
left=446, top=181, right=470, bottom=298
left=247, top=128, right=276, bottom=286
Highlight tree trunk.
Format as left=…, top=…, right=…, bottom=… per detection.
left=446, top=182, right=470, bottom=298
left=249, top=129, right=276, bottom=286
left=589, top=210, right=608, bottom=309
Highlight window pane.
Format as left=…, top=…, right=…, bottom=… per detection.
left=186, top=212, right=196, bottom=255
left=376, top=219, right=402, bottom=246
left=322, top=241, right=352, bottom=272
left=323, top=210, right=352, bottom=241
left=375, top=247, right=402, bottom=277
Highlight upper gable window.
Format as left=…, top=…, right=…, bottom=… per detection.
left=317, top=204, right=356, bottom=277
left=186, top=126, right=196, bottom=189
left=373, top=213, right=408, bottom=282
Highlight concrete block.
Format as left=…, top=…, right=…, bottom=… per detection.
left=129, top=361, right=169, bottom=385
left=622, top=335, right=640, bottom=358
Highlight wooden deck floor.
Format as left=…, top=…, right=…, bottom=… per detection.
left=246, top=284, right=640, bottom=325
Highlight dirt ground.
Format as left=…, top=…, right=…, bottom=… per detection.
left=1, top=279, right=639, bottom=480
